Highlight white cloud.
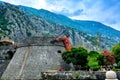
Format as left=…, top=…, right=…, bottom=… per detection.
left=0, top=0, right=20, bottom=4
left=0, top=0, right=47, bottom=9
left=30, top=0, right=47, bottom=9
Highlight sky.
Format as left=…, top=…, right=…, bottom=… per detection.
left=0, top=0, right=120, bottom=31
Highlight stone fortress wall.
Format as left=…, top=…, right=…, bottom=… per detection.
left=1, top=37, right=70, bottom=79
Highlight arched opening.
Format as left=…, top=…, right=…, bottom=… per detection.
left=5, top=51, right=14, bottom=60
left=57, top=50, right=62, bottom=53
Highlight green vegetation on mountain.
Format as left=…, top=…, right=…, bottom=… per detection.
left=0, top=14, right=9, bottom=38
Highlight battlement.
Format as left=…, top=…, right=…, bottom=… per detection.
left=17, top=37, right=64, bottom=47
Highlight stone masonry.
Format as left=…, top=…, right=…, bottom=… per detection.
left=1, top=37, right=70, bottom=79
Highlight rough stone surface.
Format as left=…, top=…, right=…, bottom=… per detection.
left=1, top=37, right=70, bottom=79
left=17, top=37, right=64, bottom=47
left=0, top=46, right=15, bottom=59
left=0, top=60, right=10, bottom=77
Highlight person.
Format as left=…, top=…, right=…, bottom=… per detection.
left=105, top=70, right=118, bottom=80
left=107, top=66, right=111, bottom=71
left=58, top=66, right=63, bottom=71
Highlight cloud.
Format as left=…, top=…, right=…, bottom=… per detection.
left=0, top=0, right=19, bottom=4
left=45, top=0, right=84, bottom=13
left=0, top=0, right=47, bottom=9
left=73, top=9, right=84, bottom=15
left=70, top=0, right=120, bottom=31
left=53, top=8, right=84, bottom=16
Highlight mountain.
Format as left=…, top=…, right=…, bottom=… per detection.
left=18, top=5, right=120, bottom=49
left=19, top=6, right=120, bottom=38
left=19, top=6, right=83, bottom=30
left=74, top=20, right=120, bottom=37
left=0, top=2, right=89, bottom=47
left=0, top=1, right=120, bottom=50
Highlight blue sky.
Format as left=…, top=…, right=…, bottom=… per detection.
left=0, top=0, right=120, bottom=31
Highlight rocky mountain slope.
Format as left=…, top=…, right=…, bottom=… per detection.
left=0, top=1, right=120, bottom=50
left=19, top=6, right=120, bottom=38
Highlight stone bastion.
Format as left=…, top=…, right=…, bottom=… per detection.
left=1, top=37, right=70, bottom=79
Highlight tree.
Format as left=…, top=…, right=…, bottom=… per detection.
left=88, top=59, right=99, bottom=70
left=111, top=43, right=120, bottom=68
left=62, top=47, right=88, bottom=70
left=87, top=51, right=104, bottom=70
left=101, top=50, right=115, bottom=66
left=97, top=53, right=105, bottom=66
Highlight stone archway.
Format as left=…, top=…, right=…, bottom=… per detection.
left=6, top=51, right=14, bottom=60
